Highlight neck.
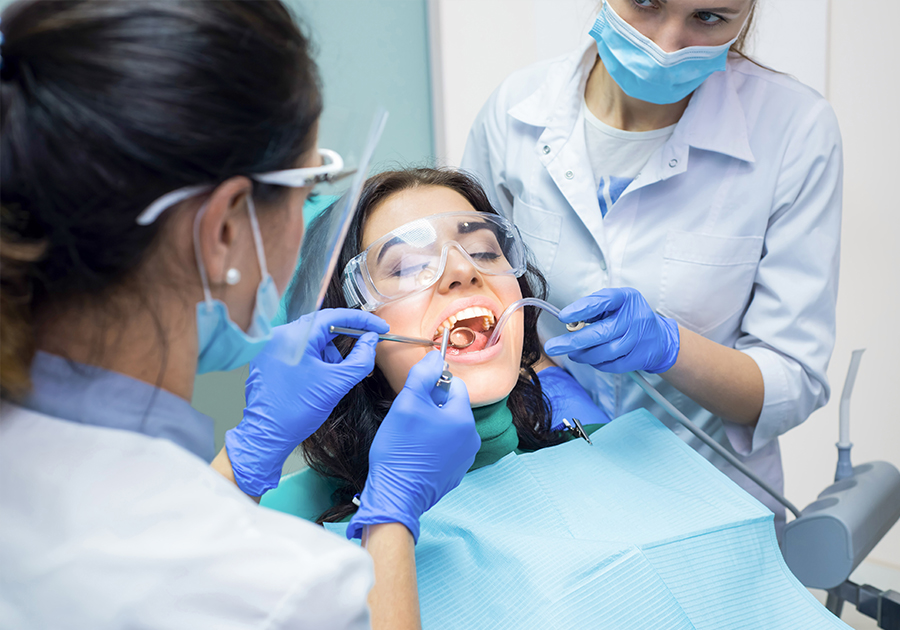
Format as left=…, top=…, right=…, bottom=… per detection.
left=584, top=56, right=690, bottom=131
left=35, top=289, right=198, bottom=401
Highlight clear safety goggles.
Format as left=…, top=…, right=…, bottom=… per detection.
left=135, top=148, right=349, bottom=226
left=342, top=211, right=527, bottom=312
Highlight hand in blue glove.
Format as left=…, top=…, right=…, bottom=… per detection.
left=544, top=288, right=680, bottom=375
left=226, top=308, right=389, bottom=497
left=347, top=351, right=481, bottom=542
left=538, top=366, right=611, bottom=430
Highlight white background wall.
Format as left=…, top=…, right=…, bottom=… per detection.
left=429, top=0, right=900, bottom=571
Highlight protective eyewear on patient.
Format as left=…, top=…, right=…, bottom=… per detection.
left=342, top=211, right=527, bottom=311
left=135, top=148, right=350, bottom=226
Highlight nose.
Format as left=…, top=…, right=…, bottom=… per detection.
left=652, top=19, right=691, bottom=53
left=436, top=243, right=483, bottom=294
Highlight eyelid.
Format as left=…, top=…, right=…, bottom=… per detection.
left=695, top=11, right=728, bottom=26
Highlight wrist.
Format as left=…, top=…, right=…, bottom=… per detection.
left=224, top=424, right=293, bottom=497
left=347, top=469, right=424, bottom=542
left=648, top=316, right=681, bottom=374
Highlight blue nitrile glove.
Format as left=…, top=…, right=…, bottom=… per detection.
left=347, top=352, right=481, bottom=542
left=538, top=366, right=611, bottom=430
left=226, top=308, right=389, bottom=497
left=544, top=288, right=680, bottom=374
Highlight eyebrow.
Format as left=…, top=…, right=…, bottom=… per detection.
left=375, top=235, right=405, bottom=264
left=658, top=0, right=743, bottom=13
left=457, top=220, right=494, bottom=234
left=374, top=220, right=496, bottom=264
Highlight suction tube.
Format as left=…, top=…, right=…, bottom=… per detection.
left=486, top=297, right=803, bottom=518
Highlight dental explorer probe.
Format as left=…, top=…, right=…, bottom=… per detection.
left=329, top=326, right=437, bottom=347
left=330, top=325, right=477, bottom=349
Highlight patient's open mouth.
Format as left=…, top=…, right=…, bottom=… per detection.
left=433, top=306, right=497, bottom=354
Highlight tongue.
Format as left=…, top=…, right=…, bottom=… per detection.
left=446, top=328, right=490, bottom=355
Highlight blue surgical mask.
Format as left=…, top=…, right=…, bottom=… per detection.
left=193, top=197, right=281, bottom=374
left=590, top=2, right=743, bottom=105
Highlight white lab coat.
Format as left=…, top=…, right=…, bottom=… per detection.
left=461, top=41, right=842, bottom=527
left=0, top=403, right=373, bottom=630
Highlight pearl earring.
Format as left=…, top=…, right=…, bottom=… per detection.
left=225, top=268, right=241, bottom=285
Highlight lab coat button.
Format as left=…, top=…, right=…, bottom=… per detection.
left=599, top=259, right=607, bottom=271
left=542, top=145, right=551, bottom=155
left=669, top=159, right=678, bottom=168
left=565, top=170, right=574, bottom=179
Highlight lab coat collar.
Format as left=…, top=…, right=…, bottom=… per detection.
left=509, top=40, right=756, bottom=164
left=22, top=351, right=215, bottom=462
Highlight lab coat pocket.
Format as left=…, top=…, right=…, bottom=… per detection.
left=511, top=197, right=562, bottom=276
left=658, top=231, right=763, bottom=335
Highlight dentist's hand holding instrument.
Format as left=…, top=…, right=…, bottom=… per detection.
left=544, top=288, right=680, bottom=375
left=226, top=308, right=389, bottom=497
left=348, top=350, right=480, bottom=542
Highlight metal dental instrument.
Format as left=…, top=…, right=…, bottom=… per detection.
left=561, top=417, right=592, bottom=445
left=449, top=326, right=476, bottom=349
left=431, top=328, right=453, bottom=407
left=329, top=325, right=437, bottom=347
left=330, top=325, right=477, bottom=349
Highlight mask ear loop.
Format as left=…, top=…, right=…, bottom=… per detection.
left=192, top=200, right=215, bottom=313
left=191, top=193, right=271, bottom=315
left=245, top=195, right=270, bottom=281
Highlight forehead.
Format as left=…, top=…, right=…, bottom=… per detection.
left=361, top=186, right=478, bottom=250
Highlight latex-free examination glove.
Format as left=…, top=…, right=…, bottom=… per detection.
left=347, top=352, right=481, bottom=542
left=226, top=308, right=389, bottom=497
left=544, top=288, right=680, bottom=375
left=538, top=366, right=611, bottom=430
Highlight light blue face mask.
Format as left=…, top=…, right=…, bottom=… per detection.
left=590, top=2, right=744, bottom=105
left=193, top=196, right=281, bottom=374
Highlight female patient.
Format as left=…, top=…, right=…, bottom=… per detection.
left=278, top=168, right=847, bottom=630
left=288, top=168, right=586, bottom=523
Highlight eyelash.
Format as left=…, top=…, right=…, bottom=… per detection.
left=630, top=0, right=730, bottom=28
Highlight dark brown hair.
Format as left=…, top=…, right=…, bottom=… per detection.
left=0, top=0, right=322, bottom=399
left=292, top=168, right=566, bottom=524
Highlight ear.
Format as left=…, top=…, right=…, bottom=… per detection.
left=196, top=176, right=253, bottom=289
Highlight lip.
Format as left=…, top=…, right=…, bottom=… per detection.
left=444, top=334, right=504, bottom=365
left=426, top=295, right=503, bottom=341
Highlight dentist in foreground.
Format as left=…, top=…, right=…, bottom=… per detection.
left=0, top=2, right=478, bottom=628
left=462, top=0, right=842, bottom=533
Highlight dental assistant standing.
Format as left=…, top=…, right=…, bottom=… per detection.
left=0, top=2, right=479, bottom=629
left=461, top=0, right=842, bottom=532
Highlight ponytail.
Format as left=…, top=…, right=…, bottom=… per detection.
left=0, top=204, right=45, bottom=399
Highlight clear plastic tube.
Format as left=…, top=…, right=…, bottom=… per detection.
left=486, top=297, right=561, bottom=348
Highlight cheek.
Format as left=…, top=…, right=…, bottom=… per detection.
left=375, top=343, right=428, bottom=395
left=372, top=295, right=432, bottom=394
left=458, top=310, right=523, bottom=406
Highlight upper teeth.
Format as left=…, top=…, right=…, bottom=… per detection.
left=435, top=306, right=496, bottom=337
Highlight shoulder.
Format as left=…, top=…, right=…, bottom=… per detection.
left=727, top=55, right=840, bottom=140
left=0, top=405, right=372, bottom=629
left=475, top=43, right=589, bottom=126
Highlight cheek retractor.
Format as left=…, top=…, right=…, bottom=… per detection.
left=485, top=298, right=585, bottom=348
